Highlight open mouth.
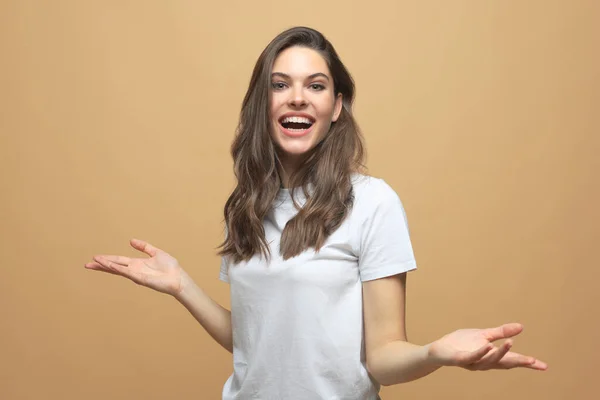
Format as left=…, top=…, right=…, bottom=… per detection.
left=278, top=115, right=315, bottom=134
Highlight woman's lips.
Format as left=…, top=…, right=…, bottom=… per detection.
left=278, top=122, right=315, bottom=138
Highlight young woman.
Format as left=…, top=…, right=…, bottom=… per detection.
left=85, top=26, right=547, bottom=399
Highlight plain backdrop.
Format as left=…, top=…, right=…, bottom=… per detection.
left=1, top=1, right=598, bottom=399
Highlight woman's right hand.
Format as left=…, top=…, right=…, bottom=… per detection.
left=85, top=238, right=187, bottom=297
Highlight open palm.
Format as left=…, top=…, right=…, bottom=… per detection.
left=428, top=323, right=548, bottom=371
left=85, top=238, right=185, bottom=296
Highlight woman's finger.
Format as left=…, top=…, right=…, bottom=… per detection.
left=92, top=255, right=132, bottom=266
left=85, top=261, right=121, bottom=277
left=477, top=340, right=513, bottom=370
left=92, top=256, right=131, bottom=277
left=525, top=359, right=548, bottom=371
left=459, top=342, right=494, bottom=366
left=87, top=259, right=145, bottom=286
left=482, top=323, right=523, bottom=342
left=130, top=238, right=159, bottom=257
left=496, top=351, right=548, bottom=370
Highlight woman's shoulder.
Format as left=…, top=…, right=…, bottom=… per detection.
left=351, top=173, right=401, bottom=206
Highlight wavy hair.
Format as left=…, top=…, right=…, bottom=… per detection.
left=217, top=26, right=366, bottom=264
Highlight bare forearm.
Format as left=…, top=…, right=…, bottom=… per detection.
left=368, top=341, right=441, bottom=386
left=173, top=272, right=233, bottom=353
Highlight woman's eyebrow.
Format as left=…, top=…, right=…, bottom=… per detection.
left=271, top=72, right=330, bottom=81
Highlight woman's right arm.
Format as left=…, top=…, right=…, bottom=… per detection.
left=174, top=272, right=233, bottom=353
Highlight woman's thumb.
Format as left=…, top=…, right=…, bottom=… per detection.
left=130, top=238, right=158, bottom=257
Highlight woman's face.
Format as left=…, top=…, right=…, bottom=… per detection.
left=269, top=46, right=342, bottom=167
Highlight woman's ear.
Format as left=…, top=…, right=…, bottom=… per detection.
left=332, top=93, right=343, bottom=122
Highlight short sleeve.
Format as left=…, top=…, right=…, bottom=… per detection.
left=357, top=179, right=417, bottom=282
left=219, top=256, right=230, bottom=283
left=218, top=225, right=230, bottom=283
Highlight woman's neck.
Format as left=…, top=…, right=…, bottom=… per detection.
left=279, top=167, right=293, bottom=189
left=278, top=156, right=304, bottom=189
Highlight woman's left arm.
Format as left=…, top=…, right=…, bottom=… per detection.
left=362, top=273, right=548, bottom=387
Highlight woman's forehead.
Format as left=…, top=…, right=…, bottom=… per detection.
left=272, top=47, right=330, bottom=79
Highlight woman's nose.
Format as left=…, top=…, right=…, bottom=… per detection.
left=289, top=87, right=307, bottom=107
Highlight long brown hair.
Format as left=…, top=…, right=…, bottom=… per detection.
left=217, top=26, right=366, bottom=264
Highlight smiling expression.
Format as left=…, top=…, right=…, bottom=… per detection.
left=269, top=46, right=343, bottom=167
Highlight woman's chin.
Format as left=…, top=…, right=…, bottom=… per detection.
left=279, top=146, right=312, bottom=158
left=272, top=131, right=323, bottom=161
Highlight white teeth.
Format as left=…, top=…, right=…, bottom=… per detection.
left=281, top=116, right=313, bottom=124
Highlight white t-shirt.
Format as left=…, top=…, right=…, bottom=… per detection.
left=219, top=173, right=418, bottom=400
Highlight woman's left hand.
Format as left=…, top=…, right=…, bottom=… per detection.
left=427, top=323, right=548, bottom=371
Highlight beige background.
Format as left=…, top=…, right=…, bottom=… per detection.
left=1, top=1, right=598, bottom=399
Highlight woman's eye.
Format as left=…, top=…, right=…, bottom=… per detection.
left=271, top=82, right=325, bottom=91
